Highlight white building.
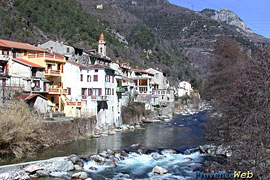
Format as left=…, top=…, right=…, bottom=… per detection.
left=145, top=68, right=168, bottom=90
left=178, top=81, right=193, bottom=97
left=64, top=61, right=120, bottom=128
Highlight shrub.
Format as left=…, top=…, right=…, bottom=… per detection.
left=0, top=100, right=43, bottom=158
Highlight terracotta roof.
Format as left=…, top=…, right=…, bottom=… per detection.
left=99, top=33, right=105, bottom=41
left=17, top=93, right=48, bottom=101
left=0, top=42, right=9, bottom=48
left=13, top=58, right=44, bottom=68
left=0, top=39, right=45, bottom=52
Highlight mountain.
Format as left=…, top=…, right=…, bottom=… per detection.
left=1, top=0, right=269, bottom=89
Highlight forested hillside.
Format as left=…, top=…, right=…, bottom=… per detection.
left=1, top=0, right=269, bottom=89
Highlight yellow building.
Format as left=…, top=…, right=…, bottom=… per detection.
left=0, top=39, right=81, bottom=116
left=23, top=50, right=82, bottom=116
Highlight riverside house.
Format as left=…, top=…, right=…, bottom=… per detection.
left=0, top=39, right=81, bottom=115
left=0, top=39, right=49, bottom=103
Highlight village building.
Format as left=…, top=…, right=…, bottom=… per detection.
left=0, top=39, right=81, bottom=115
left=0, top=39, right=49, bottom=103
left=178, top=81, right=193, bottom=97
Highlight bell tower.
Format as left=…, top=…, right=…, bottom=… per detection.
left=98, top=33, right=106, bottom=57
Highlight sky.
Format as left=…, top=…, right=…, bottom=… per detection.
left=169, top=0, right=270, bottom=38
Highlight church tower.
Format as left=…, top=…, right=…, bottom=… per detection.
left=98, top=33, right=106, bottom=57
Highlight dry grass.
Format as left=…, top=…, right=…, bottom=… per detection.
left=0, top=100, right=43, bottom=158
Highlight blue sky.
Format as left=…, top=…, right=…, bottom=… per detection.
left=169, top=0, right=270, bottom=38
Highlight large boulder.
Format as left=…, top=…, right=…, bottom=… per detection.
left=68, top=154, right=81, bottom=164
left=152, top=166, right=168, bottom=175
left=24, top=165, right=44, bottom=174
left=50, top=172, right=67, bottom=178
left=74, top=164, right=83, bottom=171
left=71, top=172, right=89, bottom=179
left=89, top=155, right=106, bottom=163
left=52, top=159, right=74, bottom=172
left=35, top=170, right=50, bottom=177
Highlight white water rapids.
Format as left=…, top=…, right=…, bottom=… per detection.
left=84, top=150, right=204, bottom=179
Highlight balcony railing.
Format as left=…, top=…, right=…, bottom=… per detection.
left=0, top=55, right=9, bottom=61
left=116, top=87, right=125, bottom=93
left=28, top=53, right=65, bottom=61
left=44, top=69, right=61, bottom=76
left=66, top=101, right=82, bottom=107
left=48, top=87, right=68, bottom=95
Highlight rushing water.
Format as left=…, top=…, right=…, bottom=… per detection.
left=1, top=111, right=209, bottom=179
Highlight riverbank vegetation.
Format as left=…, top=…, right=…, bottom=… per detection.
left=0, top=100, right=44, bottom=158
left=205, top=36, right=270, bottom=178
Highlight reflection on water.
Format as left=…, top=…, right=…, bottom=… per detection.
left=1, top=111, right=208, bottom=165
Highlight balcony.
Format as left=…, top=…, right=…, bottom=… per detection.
left=48, top=87, right=68, bottom=95
left=116, top=87, right=125, bottom=93
left=66, top=101, right=82, bottom=108
left=27, top=53, right=65, bottom=63
left=0, top=55, right=9, bottom=61
left=44, top=69, right=61, bottom=77
left=91, top=96, right=108, bottom=101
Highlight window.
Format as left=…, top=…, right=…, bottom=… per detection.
left=112, top=76, right=114, bottom=83
left=94, top=75, right=98, bottom=82
left=80, top=74, right=83, bottom=81
left=95, top=69, right=98, bottom=72
left=67, top=47, right=70, bottom=53
left=87, top=75, right=91, bottom=82
left=98, top=88, right=102, bottom=96
left=68, top=88, right=71, bottom=95
left=108, top=76, right=110, bottom=82
left=112, top=88, right=114, bottom=95
left=81, top=88, right=87, bottom=96
left=108, top=88, right=111, bottom=95
left=88, top=88, right=92, bottom=96
left=105, top=88, right=107, bottom=95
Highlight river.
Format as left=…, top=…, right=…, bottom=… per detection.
left=2, top=111, right=209, bottom=179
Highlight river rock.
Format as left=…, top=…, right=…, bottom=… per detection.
left=152, top=166, right=168, bottom=175
left=199, top=145, right=216, bottom=155
left=71, top=172, right=89, bottom=179
left=106, top=149, right=114, bottom=155
left=88, top=166, right=98, bottom=171
left=74, top=164, right=83, bottom=171
left=151, top=152, right=165, bottom=160
left=89, top=155, right=106, bottom=163
left=161, top=149, right=177, bottom=154
left=121, top=124, right=129, bottom=131
left=36, top=170, right=50, bottom=177
left=120, top=151, right=129, bottom=157
left=99, top=151, right=109, bottom=158
left=52, top=159, right=74, bottom=172
left=184, top=157, right=193, bottom=161
left=135, top=125, right=141, bottom=128
left=68, top=154, right=80, bottom=164
left=50, top=172, right=67, bottom=178
left=108, top=130, right=116, bottom=135
left=216, top=145, right=232, bottom=157
left=0, top=172, right=10, bottom=179
left=24, top=164, right=44, bottom=173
